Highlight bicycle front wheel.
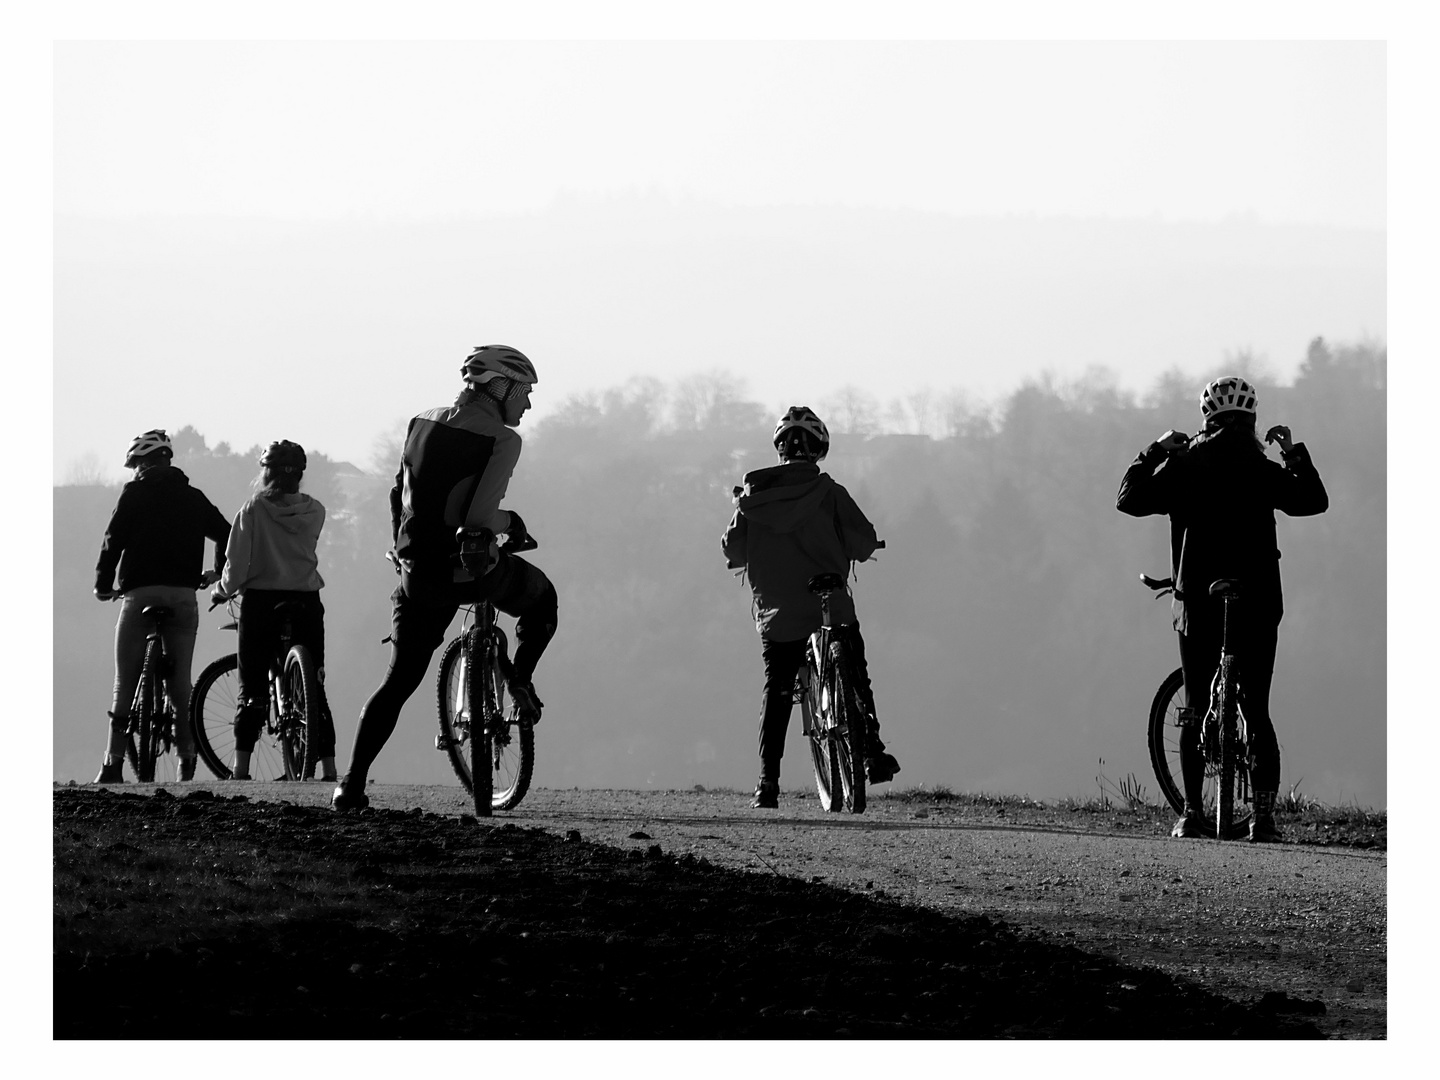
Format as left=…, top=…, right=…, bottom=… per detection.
left=467, top=631, right=493, bottom=817
left=281, top=646, right=321, bottom=780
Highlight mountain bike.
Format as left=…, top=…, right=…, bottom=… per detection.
left=190, top=599, right=330, bottom=781
left=434, top=527, right=538, bottom=817
left=123, top=603, right=184, bottom=783
left=1141, top=573, right=1252, bottom=839
left=797, top=543, right=884, bottom=814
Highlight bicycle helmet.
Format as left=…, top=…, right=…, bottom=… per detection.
left=461, top=345, right=538, bottom=388
left=773, top=406, right=830, bottom=462
left=124, top=428, right=172, bottom=467
left=1198, top=376, right=1258, bottom=421
left=259, top=439, right=307, bottom=473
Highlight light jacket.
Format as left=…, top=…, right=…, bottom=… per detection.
left=722, top=461, right=878, bottom=641
left=220, top=492, right=326, bottom=595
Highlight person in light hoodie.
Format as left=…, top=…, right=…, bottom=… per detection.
left=212, top=440, right=336, bottom=781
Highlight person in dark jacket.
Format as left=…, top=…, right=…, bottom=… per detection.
left=93, top=429, right=231, bottom=783
left=722, top=406, right=900, bottom=810
left=1117, top=376, right=1328, bottom=842
left=332, top=345, right=558, bottom=812
left=211, top=440, right=335, bottom=782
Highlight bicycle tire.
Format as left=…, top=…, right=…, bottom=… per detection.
left=436, top=635, right=536, bottom=811
left=281, top=646, right=321, bottom=781
left=801, top=648, right=844, bottom=812
left=191, top=654, right=239, bottom=779
left=468, top=629, right=494, bottom=817
left=1146, top=667, right=1251, bottom=839
left=1215, top=656, right=1237, bottom=840
left=831, top=656, right=867, bottom=814
left=128, top=640, right=162, bottom=782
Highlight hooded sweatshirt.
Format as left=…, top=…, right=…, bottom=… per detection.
left=220, top=492, right=326, bottom=595
left=722, top=461, right=878, bottom=641
left=95, top=464, right=231, bottom=593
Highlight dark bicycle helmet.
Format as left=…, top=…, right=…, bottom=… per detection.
left=259, top=440, right=307, bottom=473
left=773, top=406, right=830, bottom=462
left=461, top=345, right=538, bottom=387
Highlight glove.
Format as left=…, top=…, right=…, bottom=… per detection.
left=95, top=587, right=116, bottom=602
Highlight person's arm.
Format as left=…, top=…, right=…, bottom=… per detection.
left=201, top=494, right=231, bottom=581
left=463, top=430, right=522, bottom=534
left=389, top=435, right=408, bottom=548
left=218, top=505, right=252, bottom=597
left=1265, top=427, right=1329, bottom=517
left=1116, top=431, right=1187, bottom=517
left=833, top=486, right=879, bottom=562
left=93, top=492, right=132, bottom=597
left=721, top=509, right=748, bottom=569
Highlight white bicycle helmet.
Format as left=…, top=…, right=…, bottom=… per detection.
left=461, top=345, right=538, bottom=388
left=773, top=406, right=830, bottom=461
left=124, top=428, right=172, bottom=467
left=1199, top=376, right=1258, bottom=420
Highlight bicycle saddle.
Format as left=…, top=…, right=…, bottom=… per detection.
left=1208, top=579, right=1242, bottom=597
left=807, top=573, right=847, bottom=595
left=141, top=605, right=174, bottom=621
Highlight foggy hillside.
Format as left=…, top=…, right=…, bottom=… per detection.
left=54, top=337, right=1385, bottom=807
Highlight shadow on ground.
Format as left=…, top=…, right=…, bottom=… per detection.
left=54, top=788, right=1326, bottom=1039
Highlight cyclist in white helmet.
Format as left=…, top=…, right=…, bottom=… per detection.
left=332, top=346, right=558, bottom=811
left=93, top=429, right=231, bottom=782
left=723, top=406, right=900, bottom=809
left=1117, top=376, right=1328, bottom=842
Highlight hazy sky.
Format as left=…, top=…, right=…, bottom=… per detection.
left=51, top=39, right=1387, bottom=481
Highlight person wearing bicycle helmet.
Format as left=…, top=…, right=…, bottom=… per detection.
left=332, top=345, right=558, bottom=811
left=92, top=429, right=231, bottom=783
left=211, top=440, right=336, bottom=781
left=722, top=406, right=900, bottom=810
left=1117, top=376, right=1328, bottom=842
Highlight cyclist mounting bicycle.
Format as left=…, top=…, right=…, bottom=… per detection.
left=331, top=345, right=558, bottom=811
left=722, top=406, right=900, bottom=810
left=92, top=429, right=231, bottom=783
left=1117, top=375, right=1328, bottom=842
left=210, top=440, right=336, bottom=782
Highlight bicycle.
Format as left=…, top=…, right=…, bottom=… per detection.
left=797, top=542, right=884, bottom=814
left=434, top=526, right=538, bottom=817
left=1141, top=573, right=1252, bottom=839
left=190, top=598, right=329, bottom=781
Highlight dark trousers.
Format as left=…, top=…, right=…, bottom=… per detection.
left=235, top=589, right=333, bottom=757
left=1176, top=599, right=1281, bottom=795
left=759, top=623, right=880, bottom=780
left=345, top=553, right=558, bottom=784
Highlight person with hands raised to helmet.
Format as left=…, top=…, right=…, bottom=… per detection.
left=211, top=440, right=336, bottom=781
left=92, top=429, right=231, bottom=783
left=332, top=345, right=558, bottom=811
left=723, top=406, right=900, bottom=810
left=1117, top=376, right=1329, bottom=843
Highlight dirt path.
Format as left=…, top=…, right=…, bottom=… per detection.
left=69, top=780, right=1381, bottom=1038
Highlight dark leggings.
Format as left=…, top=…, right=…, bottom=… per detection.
left=1176, top=601, right=1281, bottom=798
left=345, top=554, right=557, bottom=785
left=759, top=624, right=880, bottom=780
left=234, top=589, right=334, bottom=757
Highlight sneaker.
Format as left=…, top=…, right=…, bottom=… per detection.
left=92, top=761, right=124, bottom=784
left=508, top=678, right=544, bottom=725
left=1249, top=790, right=1282, bottom=843
left=178, top=758, right=196, bottom=782
left=1170, top=813, right=1204, bottom=838
left=751, top=779, right=779, bottom=809
left=866, top=752, right=901, bottom=785
left=331, top=778, right=369, bottom=811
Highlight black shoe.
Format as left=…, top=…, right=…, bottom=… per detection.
left=508, top=678, right=544, bottom=725
left=1170, top=813, right=1204, bottom=838
left=866, top=752, right=900, bottom=785
left=92, top=761, right=124, bottom=784
left=1249, top=790, right=1282, bottom=843
left=331, top=778, right=369, bottom=811
left=178, top=758, right=196, bottom=782
left=751, top=779, right=779, bottom=809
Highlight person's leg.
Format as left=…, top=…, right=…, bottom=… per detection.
left=231, top=590, right=277, bottom=778
left=486, top=555, right=558, bottom=721
left=98, top=591, right=150, bottom=779
left=1175, top=602, right=1223, bottom=831
left=157, top=587, right=200, bottom=765
left=1236, top=615, right=1282, bottom=841
left=340, top=585, right=453, bottom=793
left=840, top=623, right=900, bottom=780
left=757, top=636, right=806, bottom=798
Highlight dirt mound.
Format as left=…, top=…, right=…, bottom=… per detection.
left=54, top=788, right=1326, bottom=1039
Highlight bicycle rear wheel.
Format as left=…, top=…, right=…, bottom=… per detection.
left=437, top=633, right=535, bottom=812
left=280, top=646, right=320, bottom=781
left=801, top=654, right=844, bottom=812
left=1147, top=667, right=1251, bottom=839
left=831, top=660, right=867, bottom=815
left=126, top=640, right=163, bottom=782
left=1215, top=656, right=1238, bottom=840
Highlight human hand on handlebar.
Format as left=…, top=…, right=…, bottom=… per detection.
left=94, top=587, right=116, bottom=602
left=1264, top=424, right=1294, bottom=454
left=209, top=587, right=233, bottom=608
left=386, top=548, right=402, bottom=576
